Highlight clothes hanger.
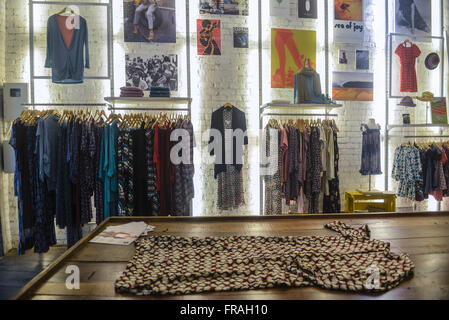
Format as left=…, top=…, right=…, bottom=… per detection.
left=224, top=102, right=233, bottom=109
left=403, top=39, right=413, bottom=47
left=56, top=7, right=75, bottom=16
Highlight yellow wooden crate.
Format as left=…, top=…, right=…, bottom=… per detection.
left=345, top=191, right=397, bottom=213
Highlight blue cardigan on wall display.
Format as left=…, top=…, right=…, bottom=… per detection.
left=45, top=14, right=90, bottom=84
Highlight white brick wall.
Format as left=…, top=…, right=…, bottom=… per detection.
left=0, top=0, right=9, bottom=253
left=0, top=0, right=447, bottom=250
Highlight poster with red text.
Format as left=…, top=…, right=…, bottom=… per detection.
left=197, top=19, right=222, bottom=56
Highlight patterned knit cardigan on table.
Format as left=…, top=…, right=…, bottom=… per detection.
left=115, top=221, right=414, bottom=296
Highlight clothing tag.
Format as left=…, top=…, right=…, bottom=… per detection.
left=74, top=15, right=80, bottom=30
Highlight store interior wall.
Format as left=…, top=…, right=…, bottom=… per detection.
left=0, top=0, right=7, bottom=254
left=0, top=0, right=447, bottom=251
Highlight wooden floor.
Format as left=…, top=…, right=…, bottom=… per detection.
left=0, top=247, right=65, bottom=300
left=13, top=213, right=449, bottom=300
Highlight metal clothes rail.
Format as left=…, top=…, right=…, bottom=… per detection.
left=261, top=113, right=338, bottom=118
left=107, top=106, right=190, bottom=112
left=23, top=103, right=107, bottom=107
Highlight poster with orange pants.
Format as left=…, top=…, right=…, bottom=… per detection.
left=271, top=28, right=316, bottom=89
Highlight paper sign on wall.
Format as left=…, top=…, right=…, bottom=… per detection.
left=333, top=0, right=364, bottom=43
left=270, top=0, right=290, bottom=17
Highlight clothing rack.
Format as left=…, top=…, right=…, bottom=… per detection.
left=261, top=113, right=338, bottom=118
left=390, top=135, right=449, bottom=139
left=108, top=106, right=190, bottom=112
left=22, top=103, right=108, bottom=107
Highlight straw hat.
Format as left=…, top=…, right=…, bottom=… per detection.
left=416, top=91, right=436, bottom=102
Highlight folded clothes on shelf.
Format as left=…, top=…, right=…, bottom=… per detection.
left=150, top=86, right=170, bottom=92
left=149, top=86, right=170, bottom=98
left=149, top=93, right=170, bottom=98
left=120, top=93, right=145, bottom=97
left=120, top=86, right=144, bottom=97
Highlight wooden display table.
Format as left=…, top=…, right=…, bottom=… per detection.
left=13, top=213, right=449, bottom=300
left=345, top=191, right=397, bottom=213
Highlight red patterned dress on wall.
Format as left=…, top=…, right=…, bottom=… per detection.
left=395, top=42, right=421, bottom=93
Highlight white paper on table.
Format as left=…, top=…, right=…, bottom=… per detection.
left=89, top=222, right=155, bottom=246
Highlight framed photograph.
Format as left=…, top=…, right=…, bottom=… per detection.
left=395, top=0, right=431, bottom=37
left=356, top=50, right=369, bottom=70
left=332, top=71, right=373, bottom=101
left=233, top=27, right=249, bottom=48
left=123, top=0, right=176, bottom=43
left=271, top=28, right=316, bottom=88
left=298, top=0, right=317, bottom=19
left=339, top=50, right=348, bottom=64
left=199, top=0, right=249, bottom=16
left=125, top=54, right=178, bottom=91
left=197, top=19, right=222, bottom=56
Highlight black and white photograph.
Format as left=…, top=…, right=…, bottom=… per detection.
left=233, top=27, right=249, bottom=48
left=123, top=0, right=176, bottom=43
left=199, top=0, right=249, bottom=16
left=395, top=0, right=431, bottom=37
left=125, top=54, right=178, bottom=91
left=356, top=50, right=369, bottom=70
left=339, top=50, right=348, bottom=64
left=298, top=0, right=317, bottom=19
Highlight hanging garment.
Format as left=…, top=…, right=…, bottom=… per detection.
left=284, top=126, right=301, bottom=205
left=10, top=122, right=34, bottom=254
left=145, top=123, right=160, bottom=216
left=0, top=214, right=3, bottom=257
left=45, top=14, right=90, bottom=84
left=360, top=124, right=382, bottom=176
left=392, top=145, right=423, bottom=201
left=133, top=123, right=148, bottom=216
left=280, top=126, right=289, bottom=186
left=172, top=120, right=195, bottom=216
left=216, top=108, right=245, bottom=210
left=80, top=120, right=95, bottom=224
left=99, top=122, right=119, bottom=218
left=430, top=149, right=447, bottom=201
left=158, top=125, right=172, bottom=216
left=55, top=121, right=81, bottom=249
left=305, top=127, right=322, bottom=213
left=395, top=42, right=421, bottom=93
left=180, top=120, right=196, bottom=216
left=209, top=106, right=248, bottom=179
left=298, top=130, right=306, bottom=214
left=94, top=122, right=105, bottom=224
left=443, top=146, right=449, bottom=198
left=263, top=124, right=282, bottom=215
left=115, top=221, right=414, bottom=296
left=323, top=125, right=341, bottom=213
left=294, top=66, right=323, bottom=104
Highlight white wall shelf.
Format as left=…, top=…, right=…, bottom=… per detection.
left=261, top=103, right=342, bottom=112
left=387, top=124, right=449, bottom=131
left=104, top=97, right=192, bottom=105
